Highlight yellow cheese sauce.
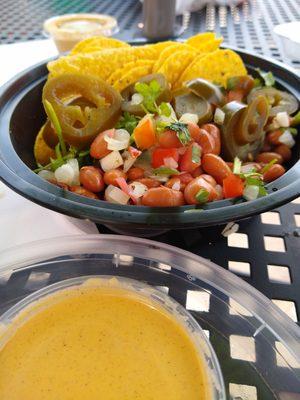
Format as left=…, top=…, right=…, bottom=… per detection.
left=0, top=283, right=210, bottom=400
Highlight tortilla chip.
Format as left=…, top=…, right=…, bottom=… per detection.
left=178, top=49, right=247, bottom=88
left=113, top=64, right=154, bottom=92
left=157, top=50, right=197, bottom=87
left=107, top=60, right=154, bottom=86
left=153, top=43, right=197, bottom=72
left=70, top=36, right=129, bottom=55
left=195, top=37, right=223, bottom=53
left=186, top=32, right=216, bottom=48
left=34, top=125, right=55, bottom=166
left=48, top=46, right=157, bottom=79
left=148, top=41, right=177, bottom=54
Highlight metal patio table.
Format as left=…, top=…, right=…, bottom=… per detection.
left=0, top=0, right=299, bottom=398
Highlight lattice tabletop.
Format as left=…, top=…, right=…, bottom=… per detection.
left=0, top=1, right=300, bottom=397
left=0, top=0, right=299, bottom=325
left=0, top=0, right=300, bottom=67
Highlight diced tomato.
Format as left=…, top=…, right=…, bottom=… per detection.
left=152, top=148, right=179, bottom=168
left=158, top=130, right=182, bottom=148
left=179, top=143, right=201, bottom=173
left=133, top=115, right=156, bottom=150
left=128, top=146, right=141, bottom=158
left=223, top=174, right=244, bottom=198
left=178, top=172, right=193, bottom=184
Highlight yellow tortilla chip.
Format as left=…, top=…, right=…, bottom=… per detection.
left=196, top=38, right=223, bottom=53
left=186, top=32, right=216, bottom=48
left=70, top=36, right=129, bottom=55
left=48, top=46, right=157, bottom=80
left=178, top=49, right=247, bottom=88
left=113, top=64, right=153, bottom=92
left=34, top=125, right=55, bottom=166
left=148, top=40, right=177, bottom=54
left=158, top=50, right=197, bottom=87
left=153, top=43, right=197, bottom=72
left=107, top=60, right=154, bottom=86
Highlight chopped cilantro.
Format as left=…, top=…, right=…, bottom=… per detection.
left=261, top=158, right=277, bottom=174
left=166, top=122, right=190, bottom=145
left=192, top=144, right=201, bottom=164
left=34, top=147, right=90, bottom=173
left=44, top=99, right=67, bottom=156
left=153, top=167, right=179, bottom=176
left=255, top=69, right=275, bottom=87
left=253, top=78, right=262, bottom=88
left=158, top=102, right=171, bottom=117
left=135, top=80, right=162, bottom=113
left=156, top=120, right=169, bottom=133
left=195, top=188, right=209, bottom=204
left=116, top=112, right=140, bottom=134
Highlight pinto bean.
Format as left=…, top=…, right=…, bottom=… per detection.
left=142, top=187, right=184, bottom=207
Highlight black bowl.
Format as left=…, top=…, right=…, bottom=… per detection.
left=0, top=48, right=299, bottom=231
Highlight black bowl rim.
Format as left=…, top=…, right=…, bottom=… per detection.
left=0, top=46, right=299, bottom=228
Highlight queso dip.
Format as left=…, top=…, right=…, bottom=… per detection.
left=0, top=281, right=210, bottom=400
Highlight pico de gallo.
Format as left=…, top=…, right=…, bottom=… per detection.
left=35, top=71, right=299, bottom=207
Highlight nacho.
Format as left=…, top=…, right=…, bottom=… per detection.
left=34, top=125, right=55, bottom=166
left=113, top=64, right=154, bottom=92
left=157, top=50, right=197, bottom=87
left=195, top=37, right=223, bottom=53
left=178, top=49, right=247, bottom=88
left=70, top=36, right=129, bottom=55
left=153, top=43, right=197, bottom=72
left=48, top=46, right=157, bottom=79
left=186, top=32, right=216, bottom=48
left=108, top=60, right=154, bottom=86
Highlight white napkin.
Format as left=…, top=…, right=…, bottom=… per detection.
left=0, top=39, right=99, bottom=253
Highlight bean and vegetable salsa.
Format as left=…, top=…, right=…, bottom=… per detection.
left=34, top=34, right=299, bottom=207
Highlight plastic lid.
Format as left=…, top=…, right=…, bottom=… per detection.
left=1, top=235, right=300, bottom=398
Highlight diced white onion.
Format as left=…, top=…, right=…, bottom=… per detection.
left=179, top=113, right=199, bottom=125
left=163, top=157, right=178, bottom=169
left=215, top=184, right=223, bottom=199
left=128, top=181, right=148, bottom=198
left=123, top=149, right=140, bottom=172
left=54, top=164, right=74, bottom=186
left=221, top=222, right=239, bottom=237
left=38, top=170, right=55, bottom=181
left=243, top=185, right=259, bottom=201
left=147, top=174, right=169, bottom=182
left=275, top=111, right=290, bottom=128
left=123, top=156, right=136, bottom=172
left=172, top=180, right=181, bottom=191
left=131, top=93, right=144, bottom=105
left=214, top=108, right=225, bottom=125
left=66, top=158, right=80, bottom=185
left=241, top=164, right=255, bottom=173
left=105, top=185, right=130, bottom=205
left=100, top=151, right=123, bottom=172
left=278, top=129, right=295, bottom=148
left=104, top=129, right=130, bottom=151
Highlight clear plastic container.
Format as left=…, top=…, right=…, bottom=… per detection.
left=0, top=275, right=224, bottom=399
left=43, top=13, right=119, bottom=53
left=1, top=234, right=300, bottom=399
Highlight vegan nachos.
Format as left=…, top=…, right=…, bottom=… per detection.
left=34, top=33, right=299, bottom=207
